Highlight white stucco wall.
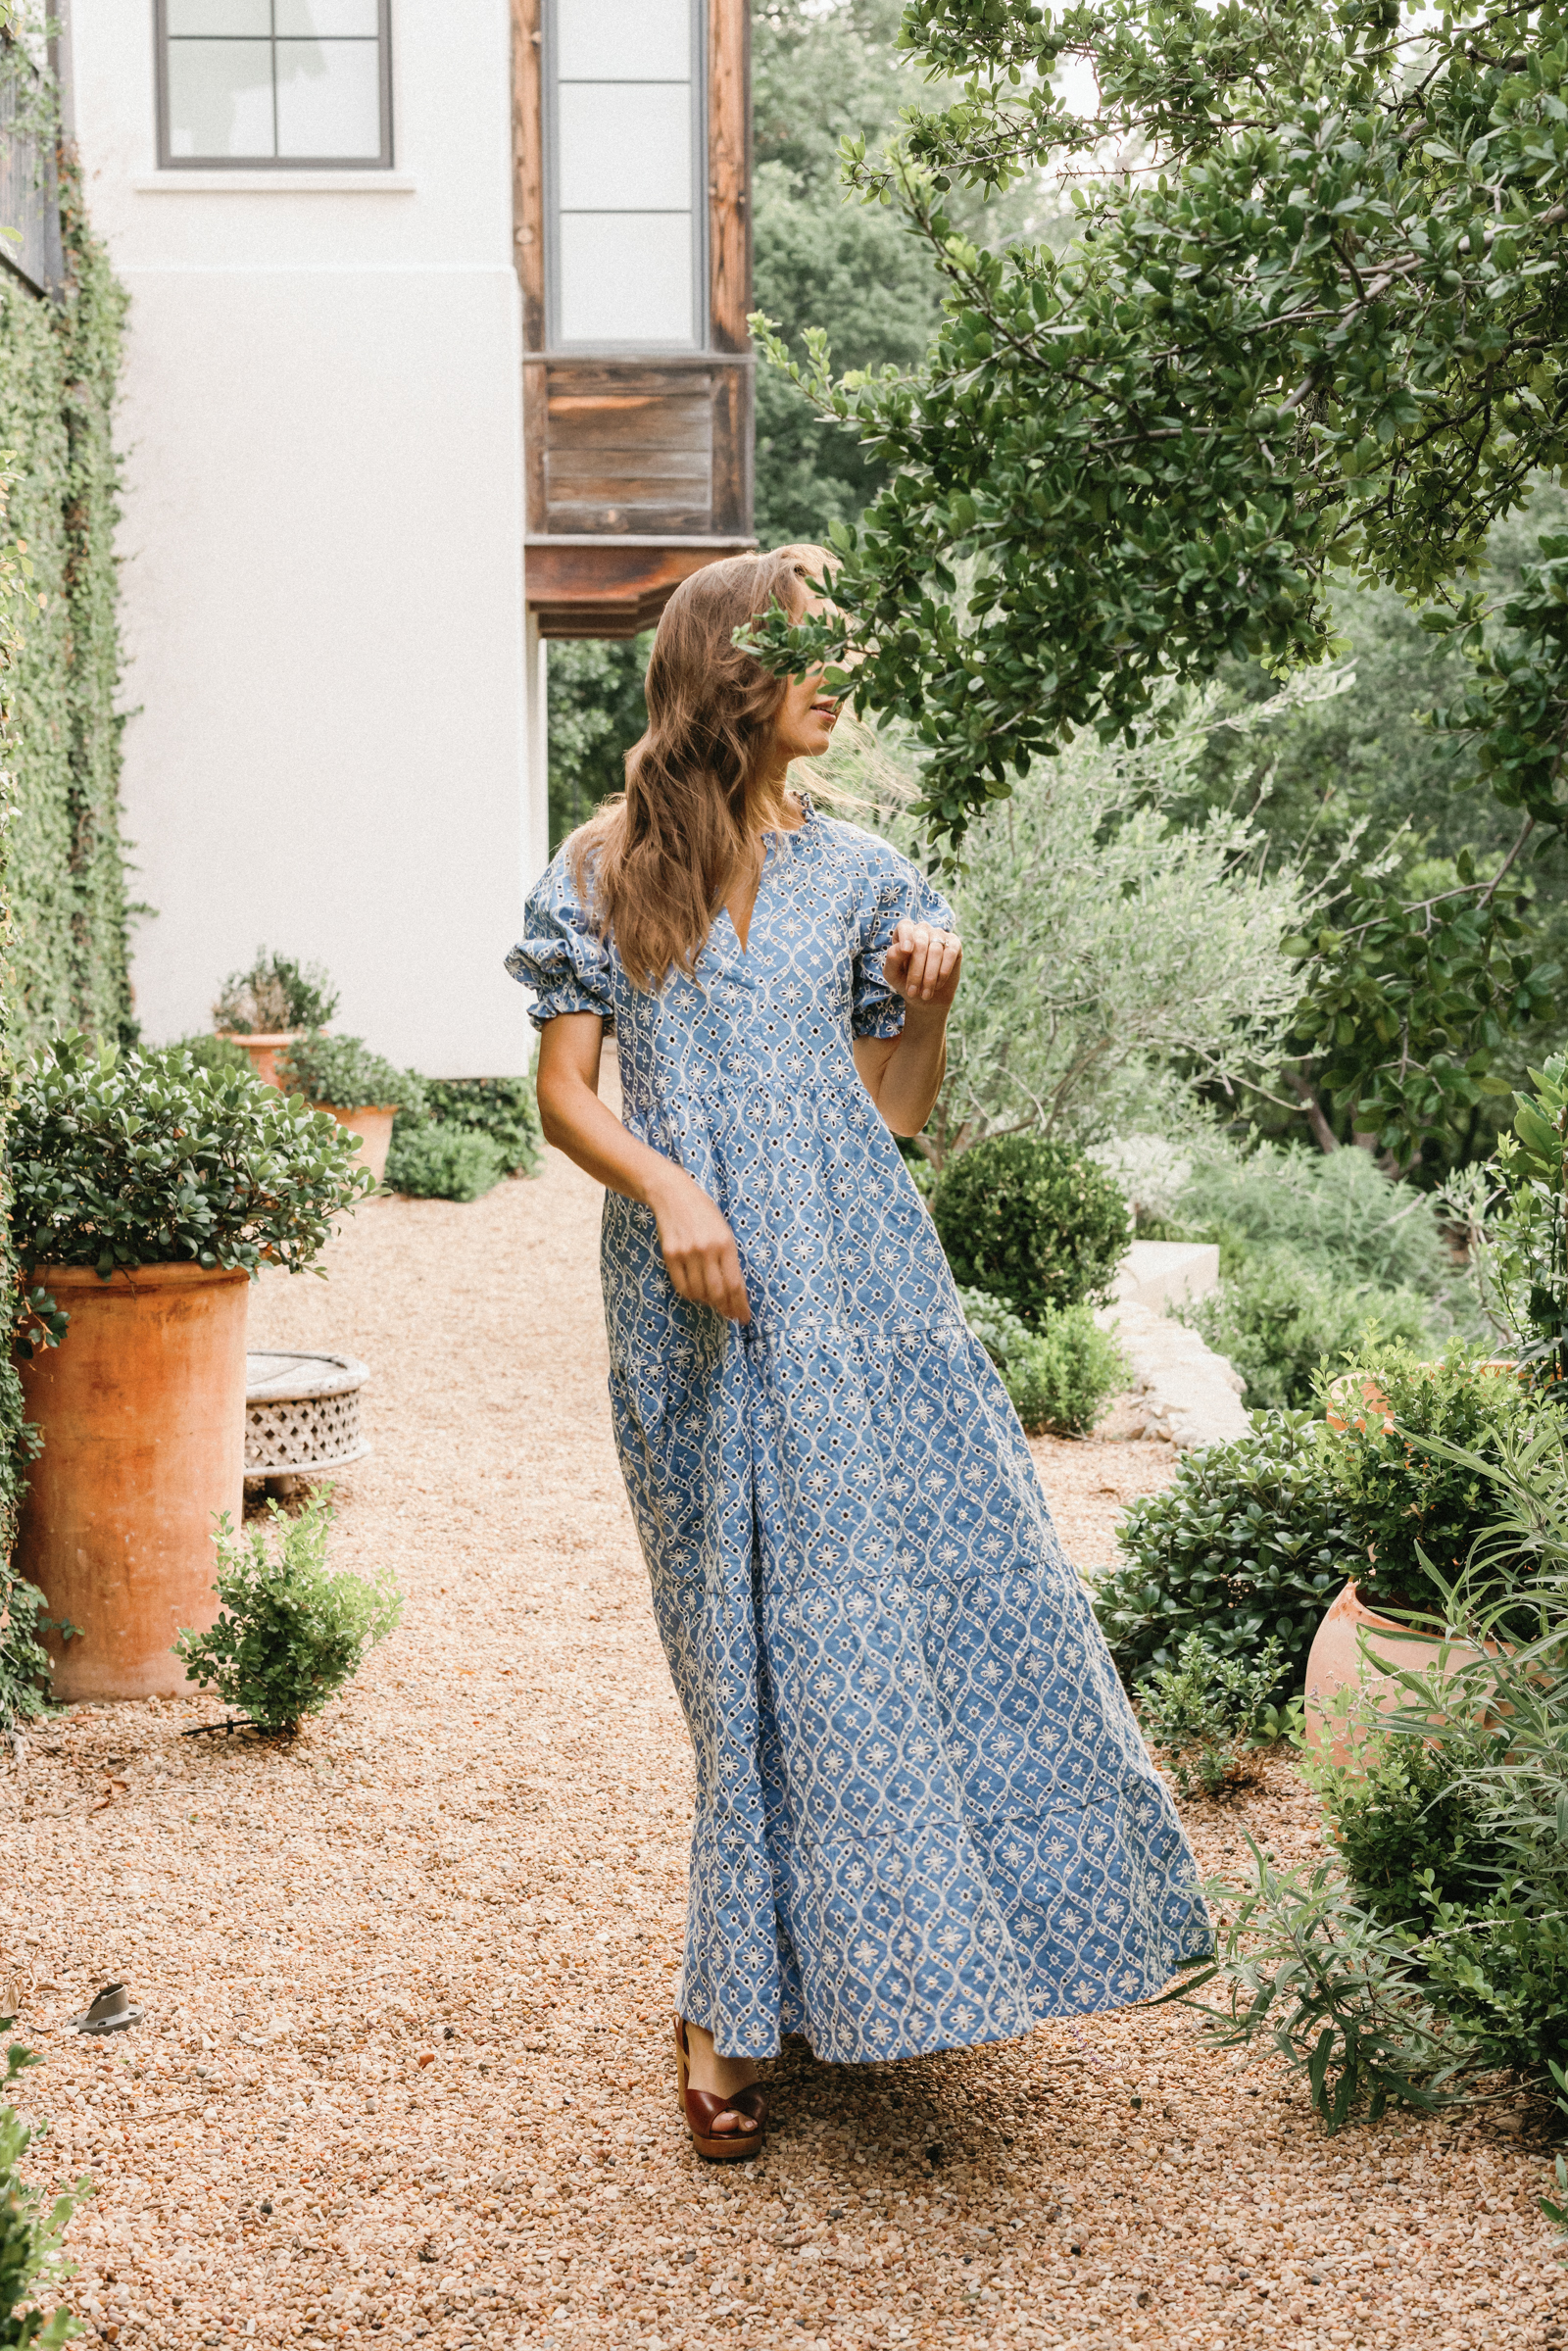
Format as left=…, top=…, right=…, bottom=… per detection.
left=68, top=1, right=541, bottom=1076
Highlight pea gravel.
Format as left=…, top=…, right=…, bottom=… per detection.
left=5, top=1146, right=1566, bottom=2351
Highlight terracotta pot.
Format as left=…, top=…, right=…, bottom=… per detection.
left=215, top=1030, right=303, bottom=1090
left=316, top=1102, right=398, bottom=1184
left=17, top=1262, right=250, bottom=1700
left=1303, top=1579, right=1485, bottom=1771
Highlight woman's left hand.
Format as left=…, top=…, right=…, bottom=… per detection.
left=883, top=919, right=962, bottom=1013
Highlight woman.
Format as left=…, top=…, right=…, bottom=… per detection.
left=508, top=547, right=1207, bottom=2162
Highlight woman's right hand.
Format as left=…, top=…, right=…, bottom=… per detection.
left=648, top=1168, right=752, bottom=1324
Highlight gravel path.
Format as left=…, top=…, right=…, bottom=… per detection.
left=6, top=1147, right=1565, bottom=2351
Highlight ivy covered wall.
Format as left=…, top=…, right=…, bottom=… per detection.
left=0, top=154, right=131, bottom=1050
left=0, top=137, right=131, bottom=1717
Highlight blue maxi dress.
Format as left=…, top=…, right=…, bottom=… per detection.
left=508, top=803, right=1208, bottom=2063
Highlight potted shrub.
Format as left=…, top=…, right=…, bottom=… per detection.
left=213, top=947, right=339, bottom=1089
left=1303, top=1342, right=1545, bottom=1761
left=277, top=1031, right=424, bottom=1185
left=8, top=1036, right=371, bottom=1701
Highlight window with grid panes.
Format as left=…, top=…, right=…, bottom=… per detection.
left=156, top=0, right=393, bottom=168
left=546, top=0, right=706, bottom=349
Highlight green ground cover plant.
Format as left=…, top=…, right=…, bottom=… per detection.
left=383, top=1121, right=508, bottom=1204
left=0, top=2033, right=84, bottom=2348
left=956, top=1284, right=1126, bottom=1435
left=212, top=950, right=339, bottom=1036
left=1130, top=1133, right=1460, bottom=1409
left=1182, top=1247, right=1435, bottom=1412
left=8, top=1035, right=372, bottom=1278
left=1093, top=1411, right=1363, bottom=1690
left=1310, top=1740, right=1497, bottom=1935
left=933, top=1135, right=1128, bottom=1319
left=1138, top=1631, right=1290, bottom=1798
left=416, top=1077, right=542, bottom=1178
left=174, top=1492, right=402, bottom=1736
left=1175, top=1139, right=1456, bottom=1295
left=277, top=1032, right=423, bottom=1115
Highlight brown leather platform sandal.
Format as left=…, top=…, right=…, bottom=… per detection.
left=674, top=2016, right=768, bottom=2163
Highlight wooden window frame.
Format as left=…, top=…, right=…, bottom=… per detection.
left=514, top=0, right=751, bottom=365
left=514, top=0, right=754, bottom=625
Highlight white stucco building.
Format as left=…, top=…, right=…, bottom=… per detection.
left=63, top=0, right=752, bottom=1074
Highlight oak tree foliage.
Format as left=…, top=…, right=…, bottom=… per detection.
left=751, top=0, right=1568, bottom=1152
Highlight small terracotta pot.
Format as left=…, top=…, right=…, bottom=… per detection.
left=215, top=1030, right=303, bottom=1090
left=1303, top=1580, right=1485, bottom=1771
left=16, top=1262, right=250, bottom=1700
left=316, top=1103, right=398, bottom=1184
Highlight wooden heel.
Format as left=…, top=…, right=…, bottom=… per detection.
left=674, top=2015, right=767, bottom=2163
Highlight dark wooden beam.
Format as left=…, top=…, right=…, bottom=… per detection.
left=525, top=539, right=755, bottom=638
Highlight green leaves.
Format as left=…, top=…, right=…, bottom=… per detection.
left=751, top=0, right=1568, bottom=864
left=8, top=1033, right=374, bottom=1280
left=1138, top=1631, right=1292, bottom=1797
left=0, top=2054, right=88, bottom=2351
left=1094, top=1409, right=1364, bottom=1688
left=1168, top=1836, right=1464, bottom=2133
left=276, top=1031, right=423, bottom=1118
left=1320, top=1338, right=1548, bottom=1617
left=173, top=1491, right=402, bottom=1736
left=1284, top=860, right=1556, bottom=1159
left=930, top=1133, right=1131, bottom=1317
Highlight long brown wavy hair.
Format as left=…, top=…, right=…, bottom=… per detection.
left=569, top=545, right=829, bottom=990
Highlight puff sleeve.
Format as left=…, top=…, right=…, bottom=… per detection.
left=505, top=851, right=614, bottom=1032
left=851, top=857, right=956, bottom=1041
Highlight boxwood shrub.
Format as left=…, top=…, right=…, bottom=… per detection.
left=384, top=1121, right=508, bottom=1202
left=956, top=1285, right=1127, bottom=1436
left=418, top=1075, right=542, bottom=1177
left=1092, top=1409, right=1364, bottom=1690
left=933, top=1135, right=1130, bottom=1319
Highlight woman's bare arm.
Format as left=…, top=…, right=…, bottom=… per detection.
left=534, top=1012, right=751, bottom=1322
left=852, top=918, right=962, bottom=1138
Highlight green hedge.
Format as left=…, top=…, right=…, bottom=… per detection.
left=2, top=157, right=131, bottom=1049
left=0, top=145, right=131, bottom=1720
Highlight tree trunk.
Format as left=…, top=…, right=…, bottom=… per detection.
left=1288, top=1070, right=1340, bottom=1153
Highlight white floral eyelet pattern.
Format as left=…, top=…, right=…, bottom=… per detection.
left=507, top=803, right=1208, bottom=2063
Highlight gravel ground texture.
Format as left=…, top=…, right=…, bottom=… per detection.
left=5, top=1145, right=1567, bottom=2351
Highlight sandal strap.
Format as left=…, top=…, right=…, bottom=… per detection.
left=683, top=2082, right=767, bottom=2134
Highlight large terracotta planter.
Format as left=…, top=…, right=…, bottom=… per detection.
left=316, top=1102, right=397, bottom=1183
left=1303, top=1580, right=1484, bottom=1771
left=215, top=1030, right=302, bottom=1090
left=17, top=1262, right=250, bottom=1700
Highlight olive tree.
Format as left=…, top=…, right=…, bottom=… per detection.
left=874, top=681, right=1330, bottom=1158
